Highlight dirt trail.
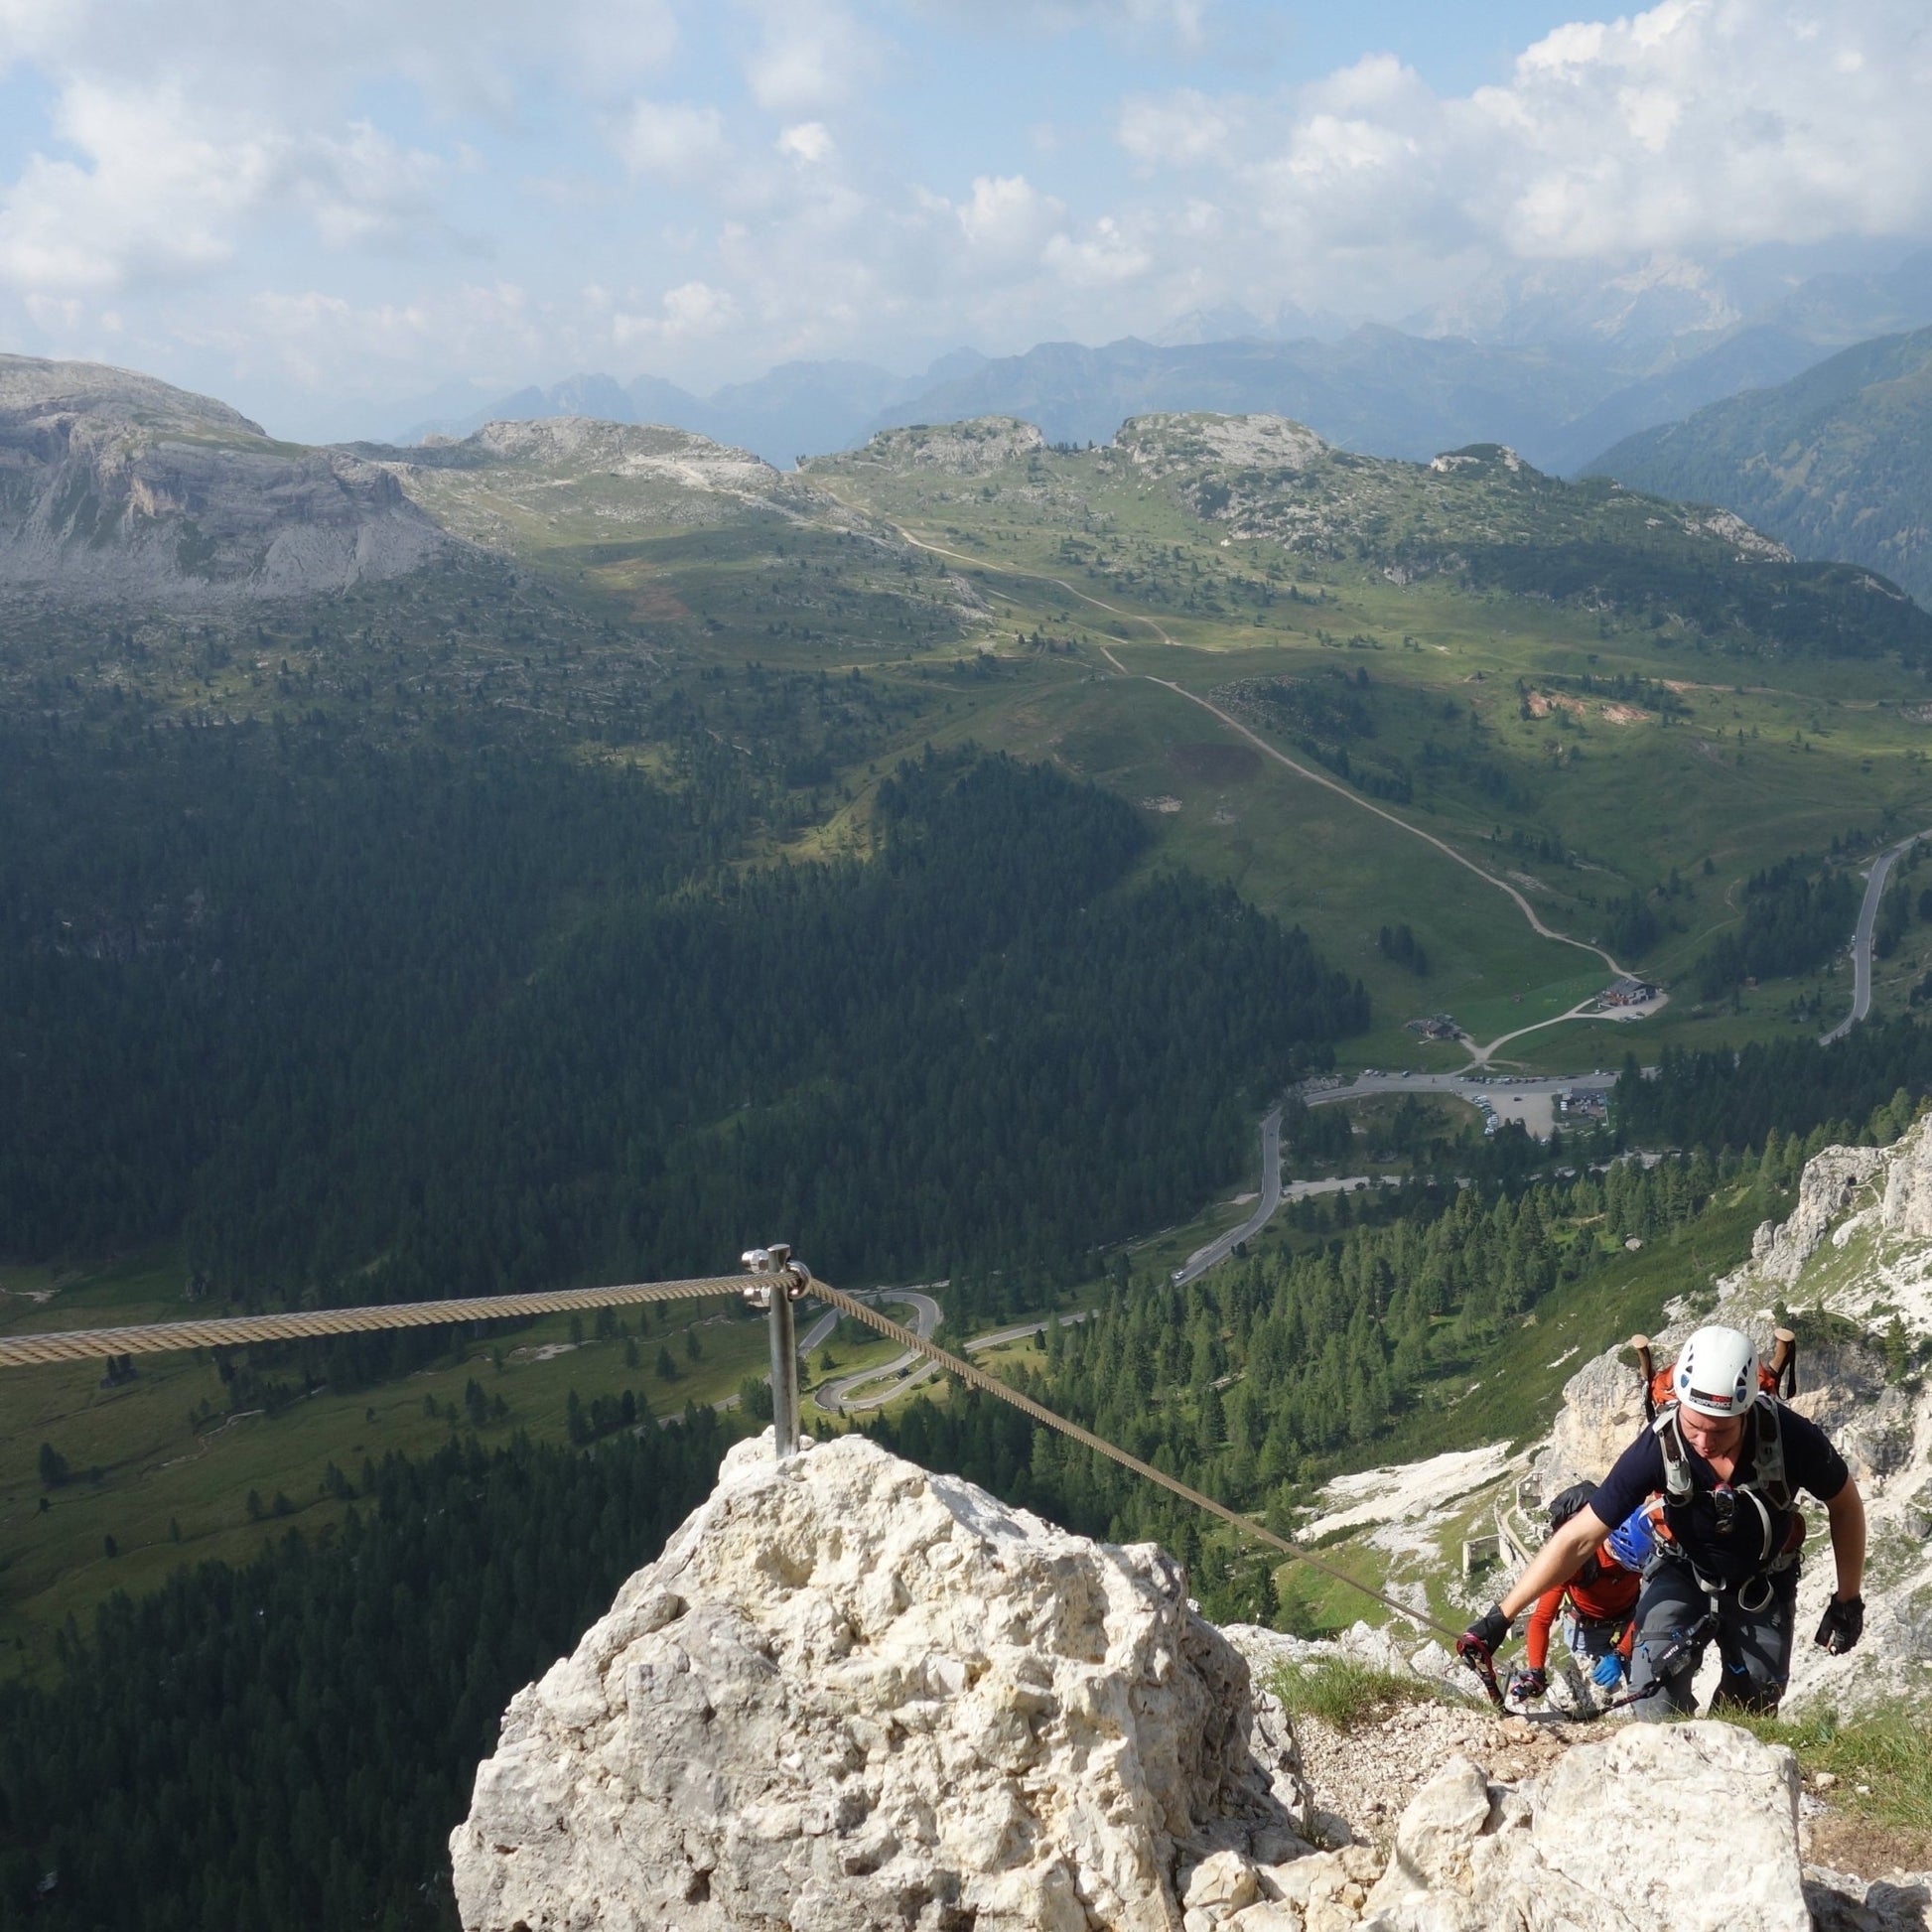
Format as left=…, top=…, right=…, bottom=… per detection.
left=884, top=521, right=1629, bottom=989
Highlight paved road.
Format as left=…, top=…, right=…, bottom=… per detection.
left=807, top=1298, right=1097, bottom=1422
left=1172, top=1105, right=1284, bottom=1286
left=824, top=1310, right=1093, bottom=1414
left=797, top=1305, right=840, bottom=1355
left=1302, top=1068, right=1617, bottom=1142
left=1823, top=831, right=1924, bottom=1044
left=809, top=1290, right=944, bottom=1413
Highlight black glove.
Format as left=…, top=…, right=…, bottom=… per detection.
left=1815, top=1594, right=1864, bottom=1656
left=1505, top=1667, right=1548, bottom=1705
left=1457, top=1604, right=1511, bottom=1663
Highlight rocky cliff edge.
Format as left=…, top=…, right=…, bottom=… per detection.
left=450, top=1432, right=1896, bottom=1932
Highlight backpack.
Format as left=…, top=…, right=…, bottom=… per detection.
left=1548, top=1480, right=1604, bottom=1586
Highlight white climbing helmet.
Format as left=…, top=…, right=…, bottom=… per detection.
left=1673, top=1324, right=1758, bottom=1419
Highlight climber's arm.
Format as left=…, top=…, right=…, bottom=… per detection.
left=1822, top=1477, right=1865, bottom=1603
left=1498, top=1511, right=1605, bottom=1623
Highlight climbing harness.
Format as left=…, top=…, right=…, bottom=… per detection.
left=1648, top=1394, right=1805, bottom=1601
left=1592, top=1612, right=1719, bottom=1718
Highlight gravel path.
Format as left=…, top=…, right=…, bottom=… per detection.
left=1296, top=1700, right=1575, bottom=1848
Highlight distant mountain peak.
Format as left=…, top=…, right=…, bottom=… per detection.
left=1587, top=322, right=1932, bottom=605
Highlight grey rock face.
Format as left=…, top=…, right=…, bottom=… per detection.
left=451, top=1434, right=1306, bottom=1932
left=0, top=352, right=448, bottom=604
left=1361, top=1724, right=1809, bottom=1932
left=836, top=418, right=1046, bottom=475
left=1751, top=1146, right=1892, bottom=1287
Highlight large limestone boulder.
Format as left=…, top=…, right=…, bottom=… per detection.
left=1361, top=1723, right=1809, bottom=1932
left=451, top=1433, right=1307, bottom=1932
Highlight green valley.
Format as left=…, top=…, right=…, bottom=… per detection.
left=10, top=367, right=1932, bottom=1928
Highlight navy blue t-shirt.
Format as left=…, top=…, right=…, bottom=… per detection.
left=1588, top=1402, right=1849, bottom=1586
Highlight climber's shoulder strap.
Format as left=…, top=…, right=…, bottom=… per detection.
left=1748, top=1393, right=1791, bottom=1512
left=1652, top=1402, right=1694, bottom=1505
left=1653, top=1394, right=1791, bottom=1508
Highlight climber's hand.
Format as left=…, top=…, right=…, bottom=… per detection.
left=1456, top=1604, right=1510, bottom=1665
left=1814, top=1594, right=1864, bottom=1656
left=1505, top=1667, right=1547, bottom=1705
left=1590, top=1652, right=1627, bottom=1690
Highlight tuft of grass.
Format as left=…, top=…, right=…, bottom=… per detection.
left=1725, top=1702, right=1932, bottom=1838
left=1269, top=1656, right=1447, bottom=1731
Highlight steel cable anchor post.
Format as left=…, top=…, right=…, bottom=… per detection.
left=742, top=1244, right=812, bottom=1457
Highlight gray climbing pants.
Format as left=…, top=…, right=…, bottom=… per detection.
left=1625, top=1553, right=1797, bottom=1719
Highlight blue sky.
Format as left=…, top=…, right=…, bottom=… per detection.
left=0, top=0, right=1926, bottom=440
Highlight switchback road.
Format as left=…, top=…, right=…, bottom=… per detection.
left=809, top=1290, right=943, bottom=1413
left=813, top=1303, right=1091, bottom=1414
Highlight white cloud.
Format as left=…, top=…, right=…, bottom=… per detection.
left=613, top=279, right=739, bottom=345
left=0, top=81, right=275, bottom=292
left=6, top=0, right=1932, bottom=425
left=777, top=121, right=834, bottom=164
left=0, top=0, right=686, bottom=299
left=1117, top=89, right=1239, bottom=169
left=912, top=0, right=1207, bottom=53
left=1043, top=214, right=1152, bottom=286
left=1452, top=0, right=1932, bottom=259
left=174, top=281, right=552, bottom=405
left=738, top=0, right=875, bottom=114
left=616, top=101, right=730, bottom=181
left=956, top=174, right=1065, bottom=260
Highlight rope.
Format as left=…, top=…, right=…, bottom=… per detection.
left=0, top=1272, right=771, bottom=1367
left=0, top=1261, right=1468, bottom=1648
left=813, top=1283, right=1466, bottom=1646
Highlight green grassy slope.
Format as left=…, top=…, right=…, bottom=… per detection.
left=808, top=418, right=1932, bottom=1065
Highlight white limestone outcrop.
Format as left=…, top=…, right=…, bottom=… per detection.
left=451, top=1433, right=1310, bottom=1932
left=1359, top=1724, right=1810, bottom=1932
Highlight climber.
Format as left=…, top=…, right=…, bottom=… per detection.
left=1503, top=1486, right=1643, bottom=1709
left=1460, top=1324, right=1866, bottom=1719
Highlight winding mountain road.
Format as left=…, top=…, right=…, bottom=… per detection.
left=1823, top=831, right=1924, bottom=1044
left=806, top=1289, right=944, bottom=1411
left=812, top=1297, right=1090, bottom=1414
left=1172, top=1105, right=1284, bottom=1286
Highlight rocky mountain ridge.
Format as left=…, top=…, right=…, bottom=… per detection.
left=0, top=354, right=448, bottom=604
left=0, top=355, right=860, bottom=606
left=452, top=1432, right=1925, bottom=1932
left=368, top=415, right=843, bottom=552
left=1587, top=326, right=1932, bottom=607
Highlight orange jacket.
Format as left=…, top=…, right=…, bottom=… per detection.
left=1523, top=1550, right=1641, bottom=1671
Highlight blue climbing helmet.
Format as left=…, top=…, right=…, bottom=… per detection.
left=1606, top=1503, right=1656, bottom=1575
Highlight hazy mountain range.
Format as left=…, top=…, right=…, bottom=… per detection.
left=394, top=245, right=1932, bottom=475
